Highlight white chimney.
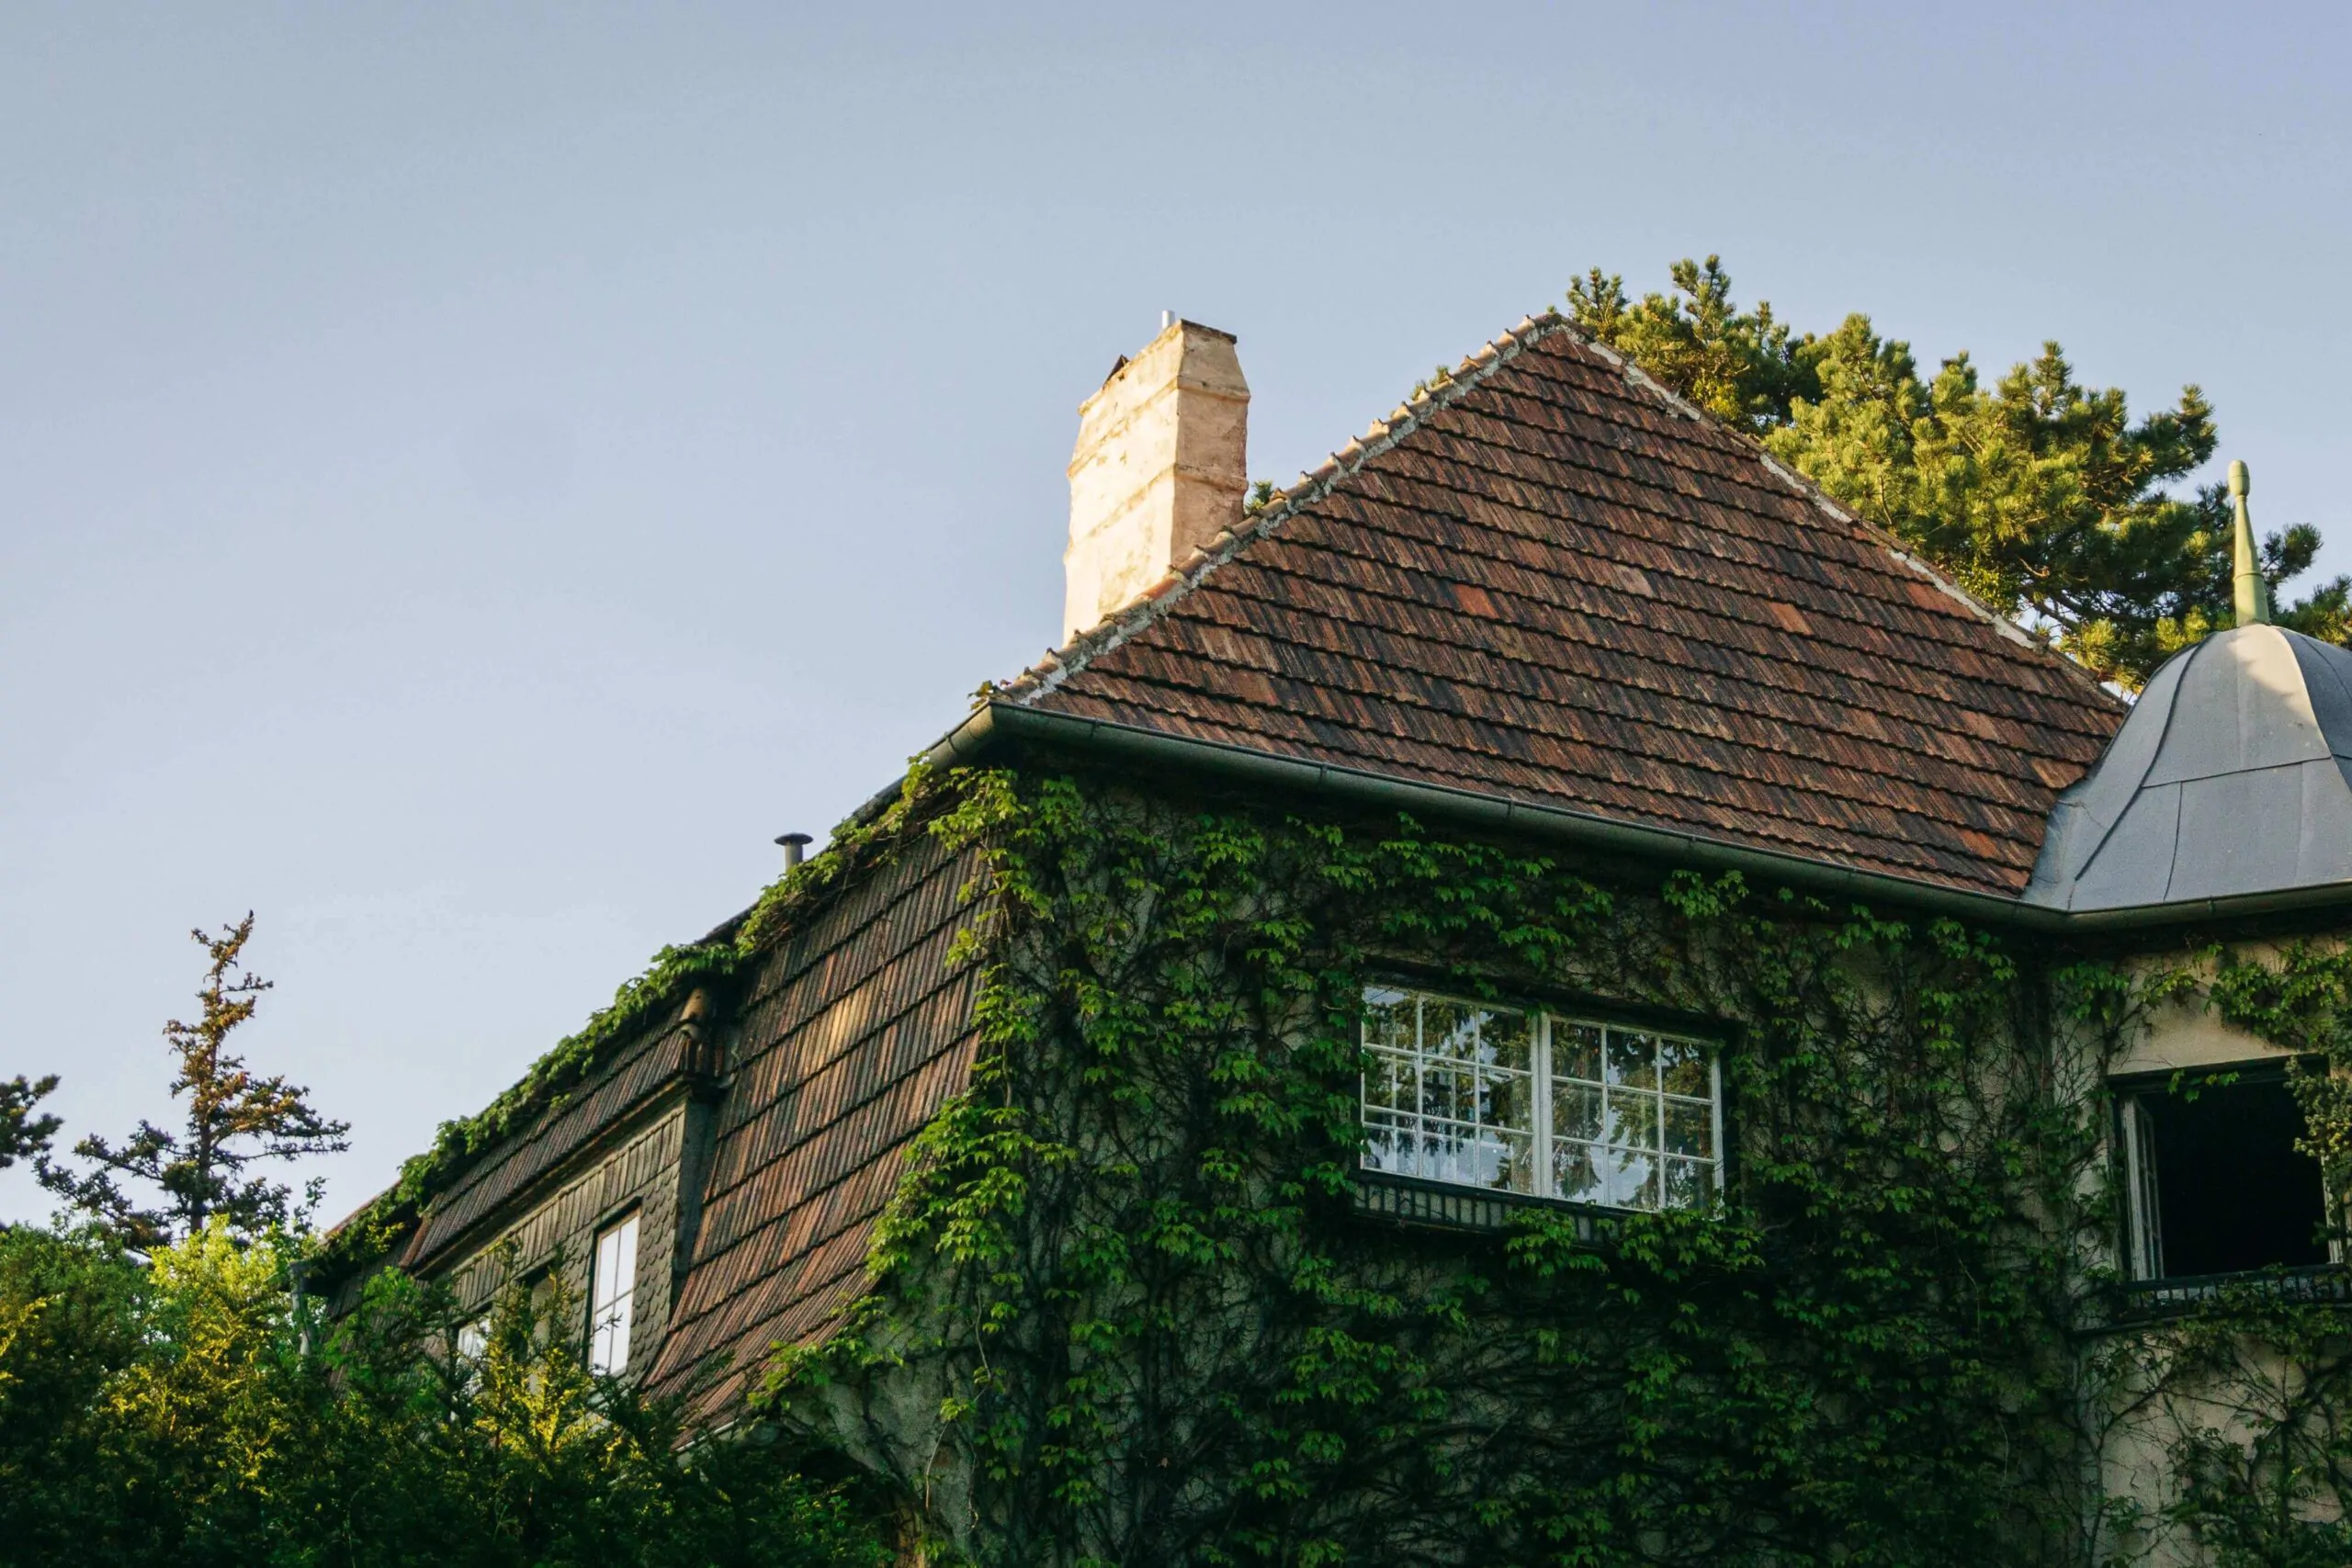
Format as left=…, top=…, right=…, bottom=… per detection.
left=1063, top=318, right=1248, bottom=642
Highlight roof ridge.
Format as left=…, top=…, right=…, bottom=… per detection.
left=998, top=307, right=2120, bottom=715
left=998, top=310, right=1568, bottom=705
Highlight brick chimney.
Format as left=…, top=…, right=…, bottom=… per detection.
left=1063, top=318, right=1248, bottom=642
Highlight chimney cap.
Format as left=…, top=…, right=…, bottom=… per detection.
left=773, top=832, right=813, bottom=848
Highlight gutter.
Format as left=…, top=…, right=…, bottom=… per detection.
left=867, top=702, right=2352, bottom=939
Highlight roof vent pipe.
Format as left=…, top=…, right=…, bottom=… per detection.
left=774, top=832, right=811, bottom=872
left=2232, top=459, right=2272, bottom=627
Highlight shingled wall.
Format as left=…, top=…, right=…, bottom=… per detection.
left=650, top=826, right=989, bottom=1423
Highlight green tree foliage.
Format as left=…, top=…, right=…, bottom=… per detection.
left=0, top=1221, right=888, bottom=1568
left=1567, top=258, right=2348, bottom=686
left=39, top=916, right=350, bottom=1249
left=0, top=1074, right=60, bottom=1173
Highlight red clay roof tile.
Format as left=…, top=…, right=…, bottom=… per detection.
left=1006, top=317, right=2121, bottom=897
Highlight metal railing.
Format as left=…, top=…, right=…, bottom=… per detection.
left=2120, top=1264, right=2352, bottom=1313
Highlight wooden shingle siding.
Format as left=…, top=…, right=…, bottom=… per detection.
left=443, top=1103, right=693, bottom=1355
left=1023, top=327, right=2122, bottom=897
left=648, top=828, right=988, bottom=1421
left=403, top=1013, right=690, bottom=1270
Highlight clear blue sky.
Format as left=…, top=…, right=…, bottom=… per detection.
left=6, top=2, right=2346, bottom=1225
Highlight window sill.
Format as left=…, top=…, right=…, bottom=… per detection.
left=1351, top=1168, right=1611, bottom=1239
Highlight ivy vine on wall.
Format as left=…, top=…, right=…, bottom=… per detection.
left=766, top=765, right=2194, bottom=1566
left=316, top=749, right=2352, bottom=1565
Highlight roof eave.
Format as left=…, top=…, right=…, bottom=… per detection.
left=887, top=702, right=2352, bottom=939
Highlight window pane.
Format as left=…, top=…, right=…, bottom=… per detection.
left=1554, top=1139, right=1606, bottom=1205
left=1423, top=999, right=1476, bottom=1060
left=1476, top=1128, right=1534, bottom=1193
left=1554, top=1081, right=1603, bottom=1145
left=1605, top=1030, right=1659, bottom=1091
left=1555, top=1022, right=1604, bottom=1084
left=1362, top=1111, right=1414, bottom=1177
left=1420, top=1120, right=1535, bottom=1193
left=1603, top=1089, right=1660, bottom=1152
left=1363, top=987, right=1412, bottom=1052
left=1421, top=1057, right=1473, bottom=1123
left=1362, top=988, right=1539, bottom=1194
left=1417, top=1123, right=1450, bottom=1179
left=1602, top=1146, right=1658, bottom=1210
left=1363, top=1049, right=1414, bottom=1113
left=528, top=1272, right=556, bottom=1346
left=1659, top=1036, right=1710, bottom=1099
left=1481, top=1008, right=1534, bottom=1075
left=1664, top=1097, right=1713, bottom=1159
left=1482, top=1066, right=1532, bottom=1137
left=1498, top=1130, right=1536, bottom=1193
left=1363, top=988, right=1719, bottom=1217
left=2138, top=1077, right=2330, bottom=1278
left=1662, top=1156, right=1713, bottom=1211
left=1421, top=1121, right=1473, bottom=1185
left=590, top=1215, right=639, bottom=1376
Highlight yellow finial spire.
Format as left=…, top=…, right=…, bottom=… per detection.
left=2231, top=459, right=2272, bottom=627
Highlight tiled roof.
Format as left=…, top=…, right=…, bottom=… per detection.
left=1002, top=315, right=2123, bottom=897
left=647, top=827, right=986, bottom=1423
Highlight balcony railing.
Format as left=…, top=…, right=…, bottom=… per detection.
left=2120, top=1263, right=2352, bottom=1314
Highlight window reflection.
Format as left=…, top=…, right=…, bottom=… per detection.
left=1363, top=987, right=1721, bottom=1214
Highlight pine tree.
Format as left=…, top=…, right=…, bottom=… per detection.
left=1568, top=257, right=1817, bottom=435
left=1569, top=258, right=2348, bottom=687
left=39, top=916, right=349, bottom=1249
left=0, top=1074, right=60, bottom=1172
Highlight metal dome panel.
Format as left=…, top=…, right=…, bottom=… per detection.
left=2027, top=626, right=2352, bottom=910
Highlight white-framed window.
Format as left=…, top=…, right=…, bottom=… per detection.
left=456, top=1314, right=488, bottom=1363
left=589, top=1213, right=639, bottom=1375
left=1360, top=985, right=1723, bottom=1213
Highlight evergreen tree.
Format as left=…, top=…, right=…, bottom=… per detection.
left=1568, top=256, right=1819, bottom=435
left=1569, top=258, right=2348, bottom=686
left=0, top=1074, right=59, bottom=1172
left=39, top=915, right=348, bottom=1249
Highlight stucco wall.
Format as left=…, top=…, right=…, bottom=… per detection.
left=2081, top=942, right=2339, bottom=1566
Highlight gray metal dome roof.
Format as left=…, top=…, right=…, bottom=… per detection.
left=2026, top=624, right=2352, bottom=910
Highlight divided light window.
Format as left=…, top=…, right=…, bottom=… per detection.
left=589, top=1213, right=639, bottom=1376
left=1361, top=986, right=1723, bottom=1212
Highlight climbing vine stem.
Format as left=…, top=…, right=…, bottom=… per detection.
left=765, top=766, right=2223, bottom=1565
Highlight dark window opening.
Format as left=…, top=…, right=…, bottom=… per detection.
left=2127, top=1072, right=2332, bottom=1280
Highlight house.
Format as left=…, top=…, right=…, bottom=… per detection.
left=327, top=312, right=2352, bottom=1566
